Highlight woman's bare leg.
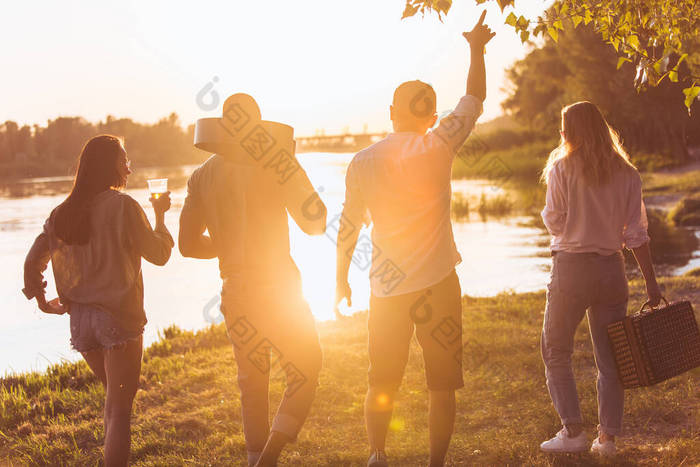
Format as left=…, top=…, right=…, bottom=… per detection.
left=103, top=336, right=143, bottom=467
left=81, top=348, right=111, bottom=452
left=81, top=348, right=107, bottom=386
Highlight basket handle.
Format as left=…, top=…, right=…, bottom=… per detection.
left=639, top=296, right=669, bottom=312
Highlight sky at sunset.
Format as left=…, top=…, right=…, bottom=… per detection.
left=1, top=0, right=550, bottom=136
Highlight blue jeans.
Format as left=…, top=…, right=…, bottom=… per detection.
left=541, top=251, right=628, bottom=436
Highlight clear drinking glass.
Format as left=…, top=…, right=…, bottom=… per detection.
left=147, top=178, right=168, bottom=199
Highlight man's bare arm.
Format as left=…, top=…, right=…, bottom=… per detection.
left=335, top=213, right=362, bottom=309
left=179, top=201, right=217, bottom=259
left=463, top=10, right=495, bottom=102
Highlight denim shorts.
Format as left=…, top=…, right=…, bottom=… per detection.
left=69, top=303, right=143, bottom=353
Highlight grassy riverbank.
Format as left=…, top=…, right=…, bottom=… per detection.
left=2, top=275, right=698, bottom=465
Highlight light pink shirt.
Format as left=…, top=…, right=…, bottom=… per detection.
left=541, top=160, right=650, bottom=255
left=342, top=95, right=482, bottom=297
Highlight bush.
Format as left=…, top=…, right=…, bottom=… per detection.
left=669, top=195, right=700, bottom=226
left=643, top=209, right=698, bottom=264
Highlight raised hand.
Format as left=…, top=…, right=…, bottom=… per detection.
left=462, top=10, right=496, bottom=50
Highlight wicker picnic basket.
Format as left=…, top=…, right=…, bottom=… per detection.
left=607, top=299, right=700, bottom=389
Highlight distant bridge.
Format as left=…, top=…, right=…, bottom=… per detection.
left=296, top=132, right=387, bottom=153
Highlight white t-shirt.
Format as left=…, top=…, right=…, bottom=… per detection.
left=342, top=95, right=483, bottom=297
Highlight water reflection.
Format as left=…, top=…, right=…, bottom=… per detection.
left=0, top=165, right=197, bottom=198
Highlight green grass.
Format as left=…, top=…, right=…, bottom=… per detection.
left=452, top=139, right=555, bottom=184
left=642, top=171, right=700, bottom=198
left=1, top=276, right=699, bottom=465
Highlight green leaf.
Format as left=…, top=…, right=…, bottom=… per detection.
left=627, top=34, right=640, bottom=50
left=617, top=57, right=631, bottom=69
left=571, top=15, right=583, bottom=27
left=520, top=29, right=530, bottom=43
left=624, top=11, right=633, bottom=25
left=559, top=2, right=569, bottom=15
left=683, top=85, right=700, bottom=110
left=548, top=27, right=559, bottom=42
left=674, top=53, right=688, bottom=70
left=505, top=12, right=517, bottom=27
left=553, top=19, right=564, bottom=30
left=517, top=15, right=529, bottom=29
left=584, top=9, right=593, bottom=25
left=610, top=37, right=620, bottom=51
left=669, top=70, right=678, bottom=82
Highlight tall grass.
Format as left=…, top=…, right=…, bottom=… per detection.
left=477, top=193, right=513, bottom=218
left=451, top=194, right=470, bottom=219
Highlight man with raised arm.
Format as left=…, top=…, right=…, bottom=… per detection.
left=335, top=11, right=495, bottom=467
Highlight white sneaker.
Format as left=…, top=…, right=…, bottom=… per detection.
left=590, top=437, right=616, bottom=456
left=540, top=428, right=588, bottom=453
left=367, top=450, right=388, bottom=467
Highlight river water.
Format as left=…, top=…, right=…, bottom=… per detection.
left=1, top=153, right=554, bottom=374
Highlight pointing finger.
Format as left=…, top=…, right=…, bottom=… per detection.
left=477, top=9, right=487, bottom=26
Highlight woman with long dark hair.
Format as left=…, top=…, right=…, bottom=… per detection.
left=23, top=134, right=174, bottom=466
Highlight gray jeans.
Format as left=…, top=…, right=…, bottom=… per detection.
left=541, top=251, right=628, bottom=436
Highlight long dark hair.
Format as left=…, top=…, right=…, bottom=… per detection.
left=52, top=135, right=127, bottom=245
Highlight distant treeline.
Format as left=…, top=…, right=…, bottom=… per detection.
left=0, top=113, right=204, bottom=179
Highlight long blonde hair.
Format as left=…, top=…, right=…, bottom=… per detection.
left=541, top=101, right=635, bottom=185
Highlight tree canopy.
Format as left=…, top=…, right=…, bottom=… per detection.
left=502, top=22, right=699, bottom=162
left=401, top=0, right=700, bottom=111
